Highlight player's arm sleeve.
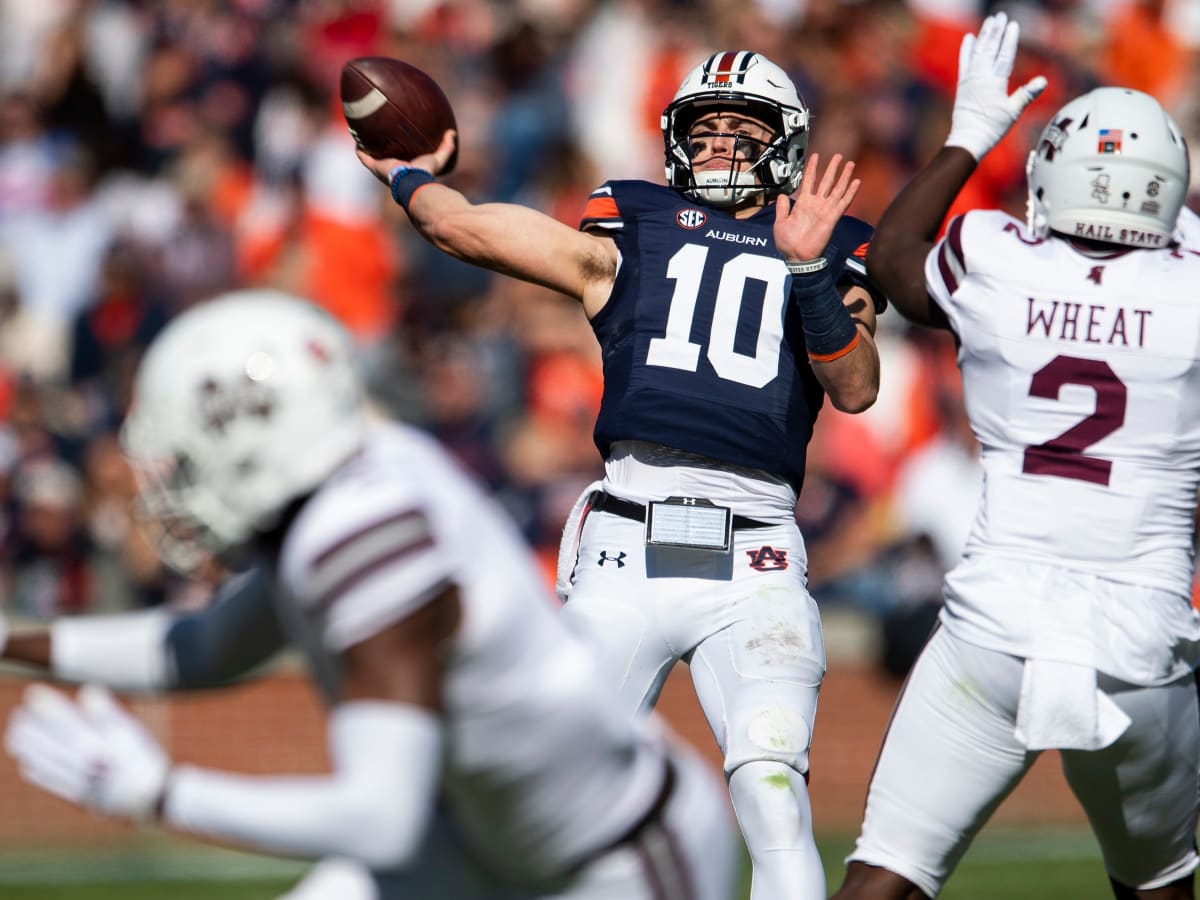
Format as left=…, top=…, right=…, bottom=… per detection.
left=50, top=562, right=285, bottom=692
left=162, top=700, right=441, bottom=869
left=165, top=562, right=287, bottom=688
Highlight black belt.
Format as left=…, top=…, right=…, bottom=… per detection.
left=590, top=490, right=775, bottom=530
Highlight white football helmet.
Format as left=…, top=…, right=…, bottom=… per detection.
left=121, top=290, right=367, bottom=571
left=662, top=51, right=810, bottom=207
left=1026, top=87, right=1190, bottom=248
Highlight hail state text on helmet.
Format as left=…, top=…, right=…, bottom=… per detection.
left=1071, top=223, right=1171, bottom=248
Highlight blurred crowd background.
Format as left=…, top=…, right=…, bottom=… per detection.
left=0, top=0, right=1197, bottom=678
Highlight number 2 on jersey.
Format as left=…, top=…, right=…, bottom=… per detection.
left=1022, top=355, right=1126, bottom=486
left=646, top=243, right=787, bottom=388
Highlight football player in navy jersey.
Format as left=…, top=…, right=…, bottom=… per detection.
left=358, top=50, right=886, bottom=900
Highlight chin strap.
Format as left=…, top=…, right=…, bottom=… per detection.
left=688, top=170, right=776, bottom=208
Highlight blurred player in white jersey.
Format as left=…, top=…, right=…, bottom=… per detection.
left=832, top=12, right=1200, bottom=900
left=2, top=291, right=738, bottom=900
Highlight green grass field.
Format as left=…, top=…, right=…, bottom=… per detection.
left=0, top=827, right=1114, bottom=899
left=818, top=830, right=1113, bottom=899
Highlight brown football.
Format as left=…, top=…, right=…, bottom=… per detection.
left=340, top=57, right=457, bottom=173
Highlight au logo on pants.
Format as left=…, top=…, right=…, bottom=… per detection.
left=746, top=546, right=788, bottom=571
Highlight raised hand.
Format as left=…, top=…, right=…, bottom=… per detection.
left=774, top=152, right=860, bottom=262
left=5, top=684, right=170, bottom=821
left=945, top=11, right=1048, bottom=160
left=356, top=128, right=458, bottom=185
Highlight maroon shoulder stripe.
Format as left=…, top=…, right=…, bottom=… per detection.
left=946, top=213, right=966, bottom=270
left=315, top=535, right=436, bottom=611
left=313, top=508, right=426, bottom=566
left=936, top=214, right=967, bottom=294
left=310, top=507, right=435, bottom=610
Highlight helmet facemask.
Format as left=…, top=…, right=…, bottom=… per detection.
left=124, top=450, right=234, bottom=575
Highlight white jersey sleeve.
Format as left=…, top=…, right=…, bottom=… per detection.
left=925, top=209, right=1200, bottom=596
left=279, top=443, right=456, bottom=653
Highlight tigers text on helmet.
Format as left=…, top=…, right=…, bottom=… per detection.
left=120, top=290, right=368, bottom=572
left=1026, top=87, right=1190, bottom=249
left=662, top=51, right=810, bottom=207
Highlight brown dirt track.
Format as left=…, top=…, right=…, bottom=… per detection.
left=0, top=659, right=1084, bottom=848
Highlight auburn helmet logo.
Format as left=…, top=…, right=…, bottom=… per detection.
left=699, top=51, right=757, bottom=87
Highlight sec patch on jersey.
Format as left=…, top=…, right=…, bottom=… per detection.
left=340, top=56, right=458, bottom=172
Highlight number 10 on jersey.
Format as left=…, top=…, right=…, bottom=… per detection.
left=646, top=244, right=789, bottom=389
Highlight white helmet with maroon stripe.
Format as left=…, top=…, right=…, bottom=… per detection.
left=663, top=51, right=810, bottom=207
left=121, top=291, right=368, bottom=572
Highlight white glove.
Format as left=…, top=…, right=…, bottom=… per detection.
left=5, top=684, right=170, bottom=822
left=944, top=11, right=1048, bottom=161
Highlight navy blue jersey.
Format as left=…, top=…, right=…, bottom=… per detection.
left=579, top=180, right=884, bottom=492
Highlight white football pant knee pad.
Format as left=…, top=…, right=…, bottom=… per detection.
left=723, top=702, right=813, bottom=776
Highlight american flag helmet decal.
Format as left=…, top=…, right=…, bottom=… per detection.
left=1097, top=128, right=1123, bottom=153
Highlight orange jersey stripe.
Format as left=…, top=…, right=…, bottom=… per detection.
left=581, top=195, right=620, bottom=222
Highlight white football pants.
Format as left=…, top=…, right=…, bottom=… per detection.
left=849, top=627, right=1200, bottom=897
left=561, top=503, right=827, bottom=900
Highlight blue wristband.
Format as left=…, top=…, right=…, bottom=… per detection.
left=791, top=267, right=859, bottom=362
left=389, top=165, right=435, bottom=211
